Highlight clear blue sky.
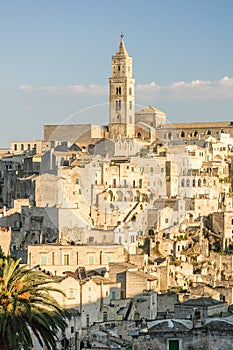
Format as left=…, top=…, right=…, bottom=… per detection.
left=1, top=0, right=233, bottom=147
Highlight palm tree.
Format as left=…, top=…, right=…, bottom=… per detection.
left=0, top=256, right=68, bottom=350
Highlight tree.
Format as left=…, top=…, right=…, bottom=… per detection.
left=0, top=256, right=69, bottom=350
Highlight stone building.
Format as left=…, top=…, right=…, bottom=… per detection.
left=10, top=140, right=44, bottom=154
left=49, top=270, right=121, bottom=329
left=28, top=243, right=126, bottom=275
left=108, top=262, right=157, bottom=298
left=174, top=297, right=228, bottom=319
left=209, top=211, right=233, bottom=250
left=145, top=317, right=233, bottom=350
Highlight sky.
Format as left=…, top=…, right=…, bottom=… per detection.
left=1, top=0, right=233, bottom=147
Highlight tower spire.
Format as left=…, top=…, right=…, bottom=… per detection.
left=116, top=32, right=129, bottom=56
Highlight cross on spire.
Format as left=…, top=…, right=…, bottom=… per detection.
left=120, top=31, right=124, bottom=41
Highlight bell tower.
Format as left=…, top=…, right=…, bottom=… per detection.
left=109, top=33, right=135, bottom=138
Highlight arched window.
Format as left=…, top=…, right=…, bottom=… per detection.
left=116, top=100, right=121, bottom=111
left=193, top=130, right=199, bottom=137
left=168, top=132, right=172, bottom=140
left=193, top=179, right=196, bottom=187
left=198, top=179, right=202, bottom=187
left=203, top=178, right=206, bottom=186
left=181, top=179, right=185, bottom=187
left=137, top=132, right=142, bottom=138
left=207, top=130, right=211, bottom=135
left=180, top=131, right=185, bottom=137
left=117, top=190, right=123, bottom=202
left=186, top=179, right=190, bottom=187
left=136, top=190, right=140, bottom=201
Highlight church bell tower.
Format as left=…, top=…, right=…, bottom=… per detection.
left=109, top=33, right=135, bottom=138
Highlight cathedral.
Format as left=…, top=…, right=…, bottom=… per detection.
left=44, top=35, right=233, bottom=146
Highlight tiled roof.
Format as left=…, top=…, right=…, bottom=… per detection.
left=135, top=105, right=166, bottom=115
left=148, top=319, right=192, bottom=332
left=180, top=297, right=224, bottom=307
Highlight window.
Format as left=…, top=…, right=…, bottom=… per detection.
left=116, top=100, right=121, bottom=111
left=131, top=235, right=135, bottom=243
left=116, top=87, right=121, bottom=95
left=68, top=289, right=74, bottom=299
left=106, top=291, right=109, bottom=297
left=111, top=290, right=116, bottom=299
left=52, top=252, right=55, bottom=265
left=76, top=178, right=79, bottom=185
left=63, top=254, right=70, bottom=265
left=14, top=144, right=17, bottom=151
left=107, top=255, right=112, bottom=263
left=165, top=218, right=169, bottom=224
left=118, top=65, right=120, bottom=71
left=71, top=326, right=74, bottom=334
left=88, top=255, right=95, bottom=265
left=129, top=101, right=132, bottom=110
left=28, top=144, right=31, bottom=150
left=150, top=167, right=154, bottom=173
left=41, top=256, right=47, bottom=265
left=167, top=132, right=172, bottom=140
left=21, top=144, right=24, bottom=151
left=86, top=314, right=90, bottom=327
left=129, top=87, right=132, bottom=95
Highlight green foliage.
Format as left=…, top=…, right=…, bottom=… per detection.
left=0, top=256, right=68, bottom=350
left=167, top=286, right=187, bottom=293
